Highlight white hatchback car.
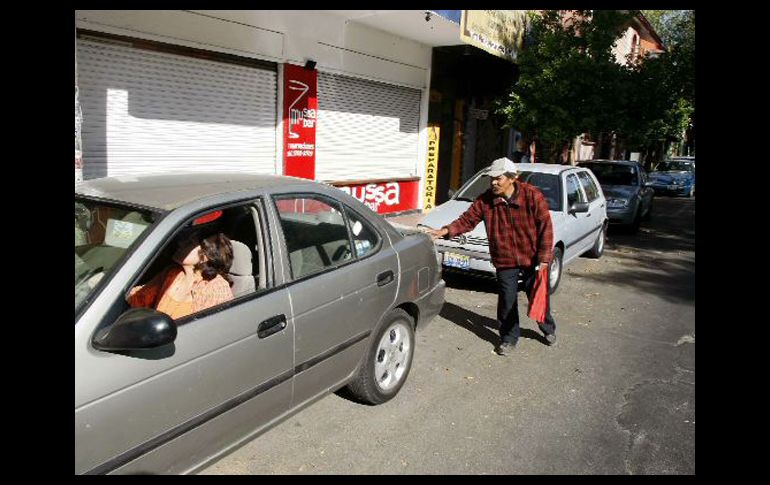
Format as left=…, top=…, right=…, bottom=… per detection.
left=419, top=163, right=608, bottom=293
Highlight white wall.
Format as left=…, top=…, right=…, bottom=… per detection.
left=612, top=27, right=637, bottom=66
left=75, top=10, right=431, bottom=88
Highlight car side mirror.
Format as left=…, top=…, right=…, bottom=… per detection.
left=92, top=308, right=177, bottom=351
left=448, top=189, right=456, bottom=199
left=569, top=202, right=590, bottom=214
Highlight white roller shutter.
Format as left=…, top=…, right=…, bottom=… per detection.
left=77, top=37, right=277, bottom=179
left=316, top=72, right=421, bottom=182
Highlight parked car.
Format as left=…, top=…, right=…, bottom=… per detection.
left=649, top=159, right=696, bottom=197
left=577, top=160, right=654, bottom=232
left=75, top=172, right=445, bottom=475
left=418, top=163, right=608, bottom=294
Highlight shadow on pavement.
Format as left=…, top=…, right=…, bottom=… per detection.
left=574, top=197, right=695, bottom=304
left=442, top=273, right=498, bottom=294
left=440, top=302, right=549, bottom=346
left=606, top=197, right=695, bottom=253
left=568, top=260, right=695, bottom=303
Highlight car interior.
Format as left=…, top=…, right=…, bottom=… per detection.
left=275, top=197, right=354, bottom=280
left=130, top=202, right=268, bottom=315
left=76, top=204, right=155, bottom=287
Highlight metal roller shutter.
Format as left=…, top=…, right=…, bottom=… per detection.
left=316, top=72, right=421, bottom=182
left=77, top=37, right=277, bottom=179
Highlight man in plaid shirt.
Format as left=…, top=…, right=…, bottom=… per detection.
left=427, top=157, right=557, bottom=356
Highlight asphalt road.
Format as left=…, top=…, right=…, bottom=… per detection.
left=201, top=196, right=695, bottom=475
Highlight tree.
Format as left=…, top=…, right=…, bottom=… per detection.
left=497, top=9, right=695, bottom=163
left=625, top=10, right=695, bottom=161
left=496, top=10, right=634, bottom=163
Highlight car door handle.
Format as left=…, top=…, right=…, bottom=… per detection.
left=257, top=314, right=287, bottom=339
left=377, top=270, right=394, bottom=287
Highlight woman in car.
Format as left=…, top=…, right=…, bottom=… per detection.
left=128, top=232, right=235, bottom=319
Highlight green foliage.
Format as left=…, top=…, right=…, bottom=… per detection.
left=625, top=11, right=695, bottom=154
left=496, top=9, right=695, bottom=162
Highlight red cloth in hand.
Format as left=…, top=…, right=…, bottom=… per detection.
left=527, top=266, right=549, bottom=323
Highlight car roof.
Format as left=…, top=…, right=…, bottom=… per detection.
left=578, top=159, right=639, bottom=166
left=513, top=163, right=581, bottom=175
left=75, top=172, right=325, bottom=211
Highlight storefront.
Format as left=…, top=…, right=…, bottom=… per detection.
left=75, top=10, right=460, bottom=215
left=316, top=72, right=423, bottom=214
left=425, top=10, right=527, bottom=207
left=76, top=32, right=278, bottom=180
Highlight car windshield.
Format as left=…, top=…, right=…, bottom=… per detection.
left=454, top=171, right=561, bottom=211
left=581, top=163, right=638, bottom=186
left=657, top=160, right=694, bottom=172
left=75, top=198, right=156, bottom=315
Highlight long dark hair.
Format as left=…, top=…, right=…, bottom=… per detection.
left=195, top=232, right=233, bottom=284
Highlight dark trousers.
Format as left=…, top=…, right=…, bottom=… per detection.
left=496, top=267, right=556, bottom=344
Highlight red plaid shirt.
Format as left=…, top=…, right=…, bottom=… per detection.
left=444, top=181, right=554, bottom=269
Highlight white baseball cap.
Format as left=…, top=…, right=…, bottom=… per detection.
left=485, top=157, right=518, bottom=177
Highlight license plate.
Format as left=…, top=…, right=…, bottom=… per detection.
left=668, top=184, right=678, bottom=190
left=443, top=252, right=470, bottom=270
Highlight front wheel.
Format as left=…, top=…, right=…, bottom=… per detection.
left=345, top=308, right=415, bottom=405
left=586, top=224, right=606, bottom=259
left=629, top=206, right=641, bottom=233
left=642, top=199, right=653, bottom=221
left=548, top=246, right=563, bottom=295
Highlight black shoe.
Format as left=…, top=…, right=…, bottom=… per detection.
left=544, top=333, right=557, bottom=346
left=496, top=341, right=516, bottom=356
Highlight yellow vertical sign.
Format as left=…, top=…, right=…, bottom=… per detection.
left=424, top=126, right=440, bottom=212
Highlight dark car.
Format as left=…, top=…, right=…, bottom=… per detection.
left=577, top=160, right=654, bottom=232
left=649, top=159, right=696, bottom=197
left=75, top=172, right=445, bottom=474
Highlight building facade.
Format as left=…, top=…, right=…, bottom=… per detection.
left=75, top=10, right=465, bottom=215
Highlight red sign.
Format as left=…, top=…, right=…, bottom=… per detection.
left=283, top=63, right=318, bottom=180
left=333, top=179, right=419, bottom=215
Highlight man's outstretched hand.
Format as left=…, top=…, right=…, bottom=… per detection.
left=425, top=227, right=449, bottom=240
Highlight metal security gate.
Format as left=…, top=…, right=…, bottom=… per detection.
left=316, top=72, right=421, bottom=182
left=76, top=35, right=277, bottom=180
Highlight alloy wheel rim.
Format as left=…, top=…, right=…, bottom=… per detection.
left=374, top=321, right=412, bottom=392
left=597, top=228, right=605, bottom=253
left=550, top=253, right=561, bottom=288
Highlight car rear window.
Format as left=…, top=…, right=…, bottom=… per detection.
left=518, top=172, right=561, bottom=211
left=657, top=161, right=694, bottom=172
left=580, top=163, right=638, bottom=187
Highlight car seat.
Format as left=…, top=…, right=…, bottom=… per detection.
left=228, top=239, right=255, bottom=298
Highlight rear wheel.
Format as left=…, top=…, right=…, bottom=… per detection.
left=548, top=246, right=563, bottom=295
left=345, top=308, right=415, bottom=405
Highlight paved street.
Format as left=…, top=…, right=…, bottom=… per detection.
left=201, top=196, right=695, bottom=475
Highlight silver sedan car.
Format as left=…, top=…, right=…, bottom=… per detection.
left=75, top=173, right=445, bottom=475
